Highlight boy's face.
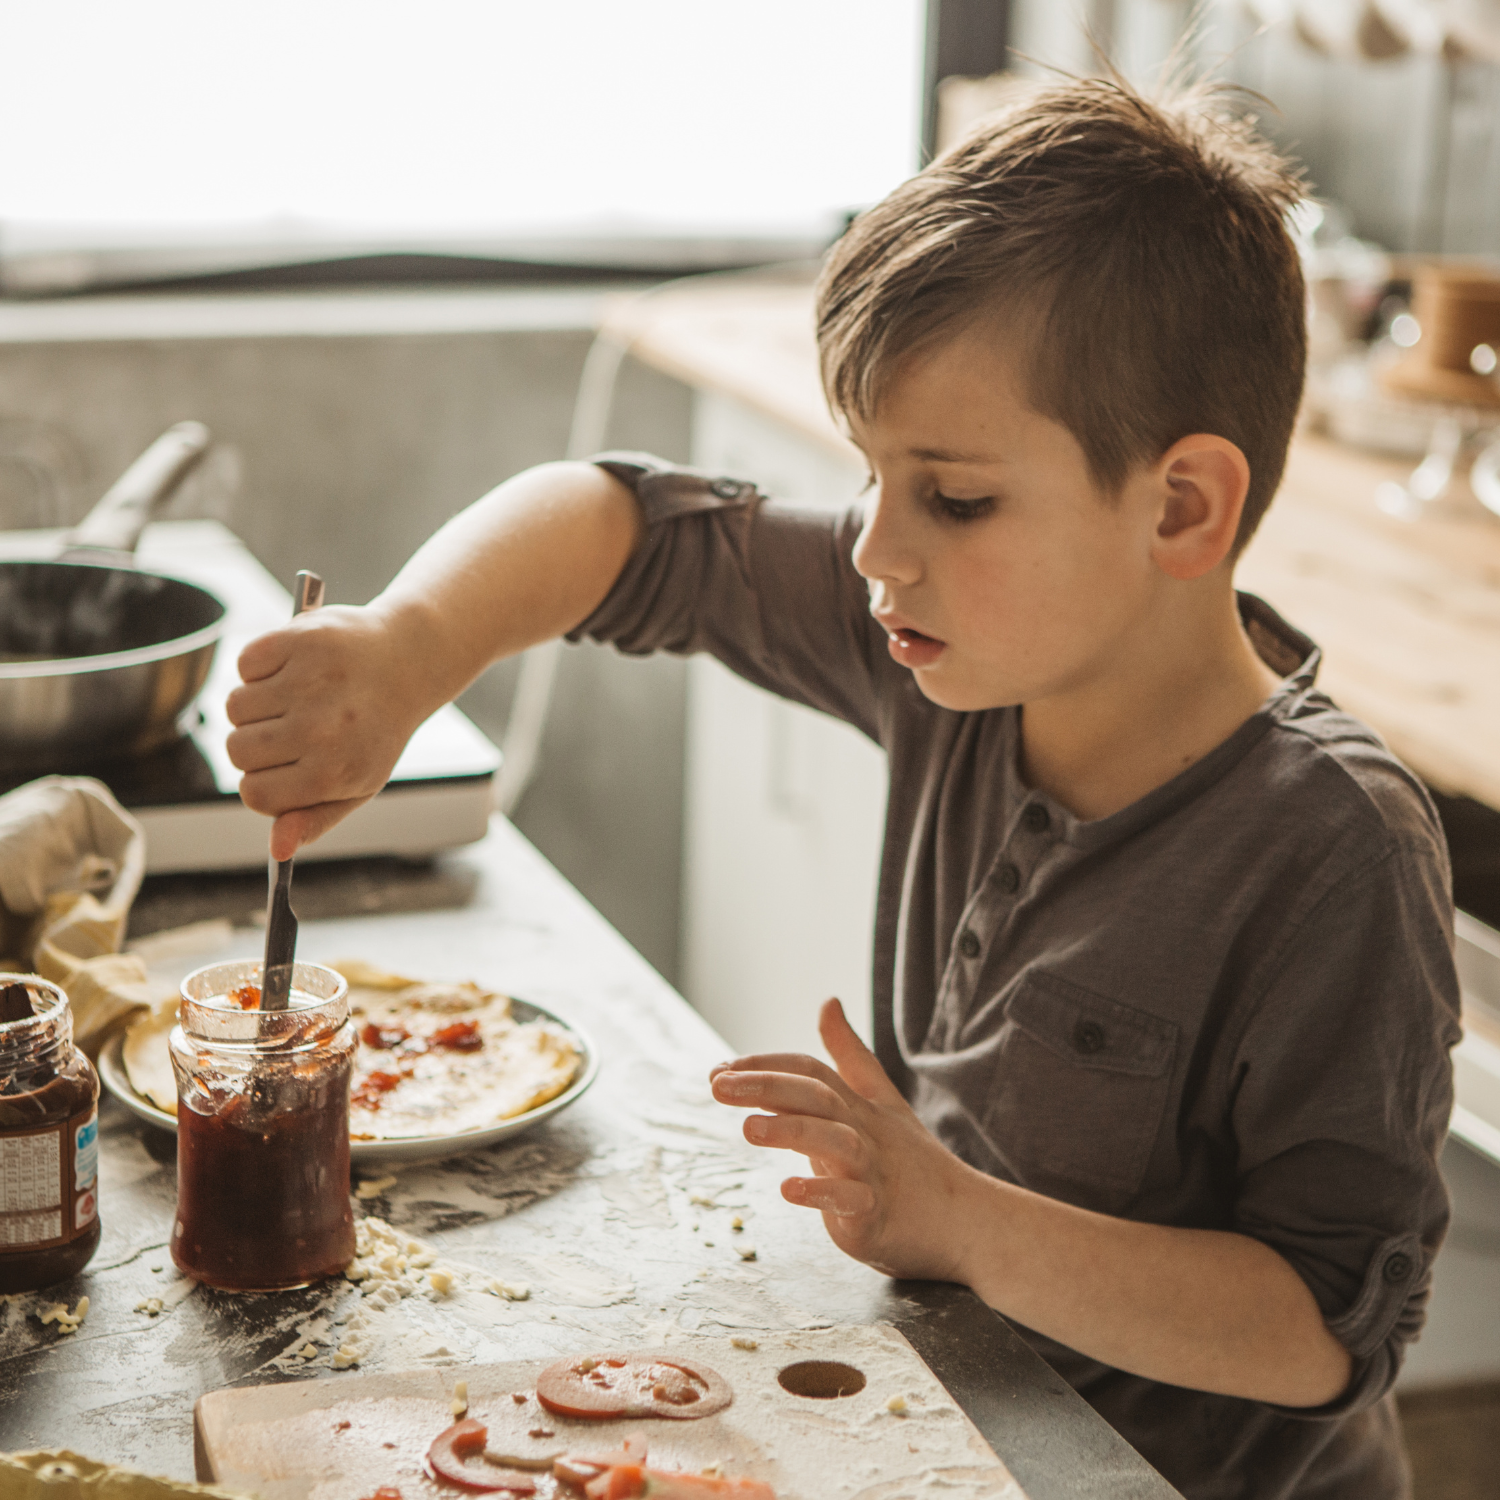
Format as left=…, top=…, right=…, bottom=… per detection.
left=848, top=325, right=1168, bottom=714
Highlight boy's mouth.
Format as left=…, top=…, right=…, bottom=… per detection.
left=885, top=625, right=947, bottom=669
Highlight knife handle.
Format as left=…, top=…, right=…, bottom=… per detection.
left=293, top=570, right=325, bottom=615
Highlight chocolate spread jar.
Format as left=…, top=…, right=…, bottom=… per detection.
left=0, top=975, right=101, bottom=1294
left=169, top=959, right=355, bottom=1291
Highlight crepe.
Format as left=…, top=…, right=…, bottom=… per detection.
left=339, top=963, right=581, bottom=1140
left=121, top=999, right=180, bottom=1113
left=120, top=960, right=581, bottom=1140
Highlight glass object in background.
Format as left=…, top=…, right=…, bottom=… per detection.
left=1376, top=413, right=1465, bottom=517
left=1472, top=431, right=1500, bottom=518
left=170, top=959, right=354, bottom=1291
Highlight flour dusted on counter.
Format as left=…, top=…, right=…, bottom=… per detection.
left=328, top=1216, right=531, bottom=1368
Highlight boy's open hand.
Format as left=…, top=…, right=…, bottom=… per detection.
left=710, top=998, right=980, bottom=1284
left=226, top=604, right=435, bottom=861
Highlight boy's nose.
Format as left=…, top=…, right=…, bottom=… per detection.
left=851, top=490, right=922, bottom=588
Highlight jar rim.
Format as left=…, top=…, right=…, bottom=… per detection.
left=177, top=959, right=348, bottom=1049
left=0, top=973, right=69, bottom=1035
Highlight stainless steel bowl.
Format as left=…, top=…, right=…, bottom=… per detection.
left=0, top=422, right=226, bottom=772
left=0, top=561, right=224, bottom=769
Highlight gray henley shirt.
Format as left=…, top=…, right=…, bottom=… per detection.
left=574, top=455, right=1463, bottom=1500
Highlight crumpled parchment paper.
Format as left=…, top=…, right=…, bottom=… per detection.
left=0, top=775, right=151, bottom=1054
left=0, top=1450, right=244, bottom=1500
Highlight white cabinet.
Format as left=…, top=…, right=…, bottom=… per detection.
left=681, top=392, right=888, bottom=1058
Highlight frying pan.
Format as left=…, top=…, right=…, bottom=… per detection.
left=0, top=422, right=227, bottom=771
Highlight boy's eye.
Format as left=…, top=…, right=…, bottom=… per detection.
left=933, top=491, right=996, bottom=522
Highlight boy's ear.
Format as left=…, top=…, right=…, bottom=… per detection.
left=1149, top=435, right=1250, bottom=581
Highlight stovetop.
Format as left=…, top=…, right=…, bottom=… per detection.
left=0, top=519, right=500, bottom=872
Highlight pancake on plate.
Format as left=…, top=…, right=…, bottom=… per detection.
left=120, top=958, right=581, bottom=1139
left=337, top=960, right=581, bottom=1139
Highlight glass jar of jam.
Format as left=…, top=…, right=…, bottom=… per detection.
left=0, top=975, right=101, bottom=1294
left=169, top=959, right=355, bottom=1291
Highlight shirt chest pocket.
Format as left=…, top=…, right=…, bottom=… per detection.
left=981, top=972, right=1179, bottom=1214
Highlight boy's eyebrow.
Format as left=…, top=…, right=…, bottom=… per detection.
left=908, top=445, right=1010, bottom=463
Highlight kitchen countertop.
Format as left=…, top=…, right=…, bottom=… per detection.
left=0, top=820, right=1177, bottom=1500
left=603, top=276, right=1500, bottom=813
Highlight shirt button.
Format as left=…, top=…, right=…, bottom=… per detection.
left=710, top=478, right=743, bottom=499
left=998, top=863, right=1021, bottom=895
left=1383, top=1252, right=1413, bottom=1285
left=1023, top=803, right=1050, bottom=834
left=1072, top=1019, right=1106, bottom=1055
left=958, top=929, right=981, bottom=960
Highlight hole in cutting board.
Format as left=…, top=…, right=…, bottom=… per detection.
left=777, top=1360, right=866, bottom=1399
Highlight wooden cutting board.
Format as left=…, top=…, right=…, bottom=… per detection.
left=195, top=1325, right=1025, bottom=1500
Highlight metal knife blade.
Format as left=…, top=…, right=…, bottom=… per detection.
left=258, top=568, right=324, bottom=1012
left=260, top=856, right=298, bottom=1011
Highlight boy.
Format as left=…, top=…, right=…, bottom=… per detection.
left=227, top=78, right=1460, bottom=1499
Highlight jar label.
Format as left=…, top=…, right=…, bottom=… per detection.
left=0, top=1126, right=64, bottom=1247
left=0, top=1109, right=99, bottom=1248
left=73, top=1111, right=98, bottom=1231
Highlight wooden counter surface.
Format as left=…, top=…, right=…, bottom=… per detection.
left=607, top=279, right=1500, bottom=812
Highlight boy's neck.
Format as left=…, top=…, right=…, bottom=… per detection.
left=1019, top=577, right=1283, bottom=823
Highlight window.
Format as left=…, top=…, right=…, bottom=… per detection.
left=1, top=0, right=924, bottom=274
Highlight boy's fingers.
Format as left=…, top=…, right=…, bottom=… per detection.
left=225, top=720, right=296, bottom=774
left=239, top=755, right=383, bottom=818
left=710, top=1051, right=856, bottom=1105
left=236, top=628, right=296, bottom=684
left=711, top=1069, right=847, bottom=1120
left=743, top=1113, right=865, bottom=1170
left=225, top=678, right=289, bottom=730
left=819, top=998, right=904, bottom=1104
left=782, top=1175, right=875, bottom=1217
left=269, top=799, right=371, bottom=862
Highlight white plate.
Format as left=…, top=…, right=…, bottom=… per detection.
left=97, top=996, right=599, bottom=1165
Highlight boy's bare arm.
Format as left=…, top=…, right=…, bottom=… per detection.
left=227, top=461, right=641, bottom=859
left=712, top=1000, right=1353, bottom=1409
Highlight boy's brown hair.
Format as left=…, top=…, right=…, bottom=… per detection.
left=816, top=75, right=1307, bottom=553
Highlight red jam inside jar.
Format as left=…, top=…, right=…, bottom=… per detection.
left=0, top=975, right=101, bottom=1294
left=169, top=960, right=355, bottom=1291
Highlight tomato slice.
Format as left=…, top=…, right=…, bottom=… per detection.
left=583, top=1468, right=775, bottom=1500
left=585, top=1466, right=646, bottom=1500
left=535, top=1353, right=732, bottom=1421
left=427, top=1419, right=537, bottom=1494
left=555, top=1433, right=649, bottom=1486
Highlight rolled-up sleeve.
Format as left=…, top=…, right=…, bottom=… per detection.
left=570, top=453, right=886, bottom=742
left=1227, top=813, right=1462, bottom=1416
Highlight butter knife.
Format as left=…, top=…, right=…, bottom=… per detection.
left=260, top=569, right=326, bottom=1012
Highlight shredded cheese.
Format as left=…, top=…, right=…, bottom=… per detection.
left=38, top=1297, right=88, bottom=1335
